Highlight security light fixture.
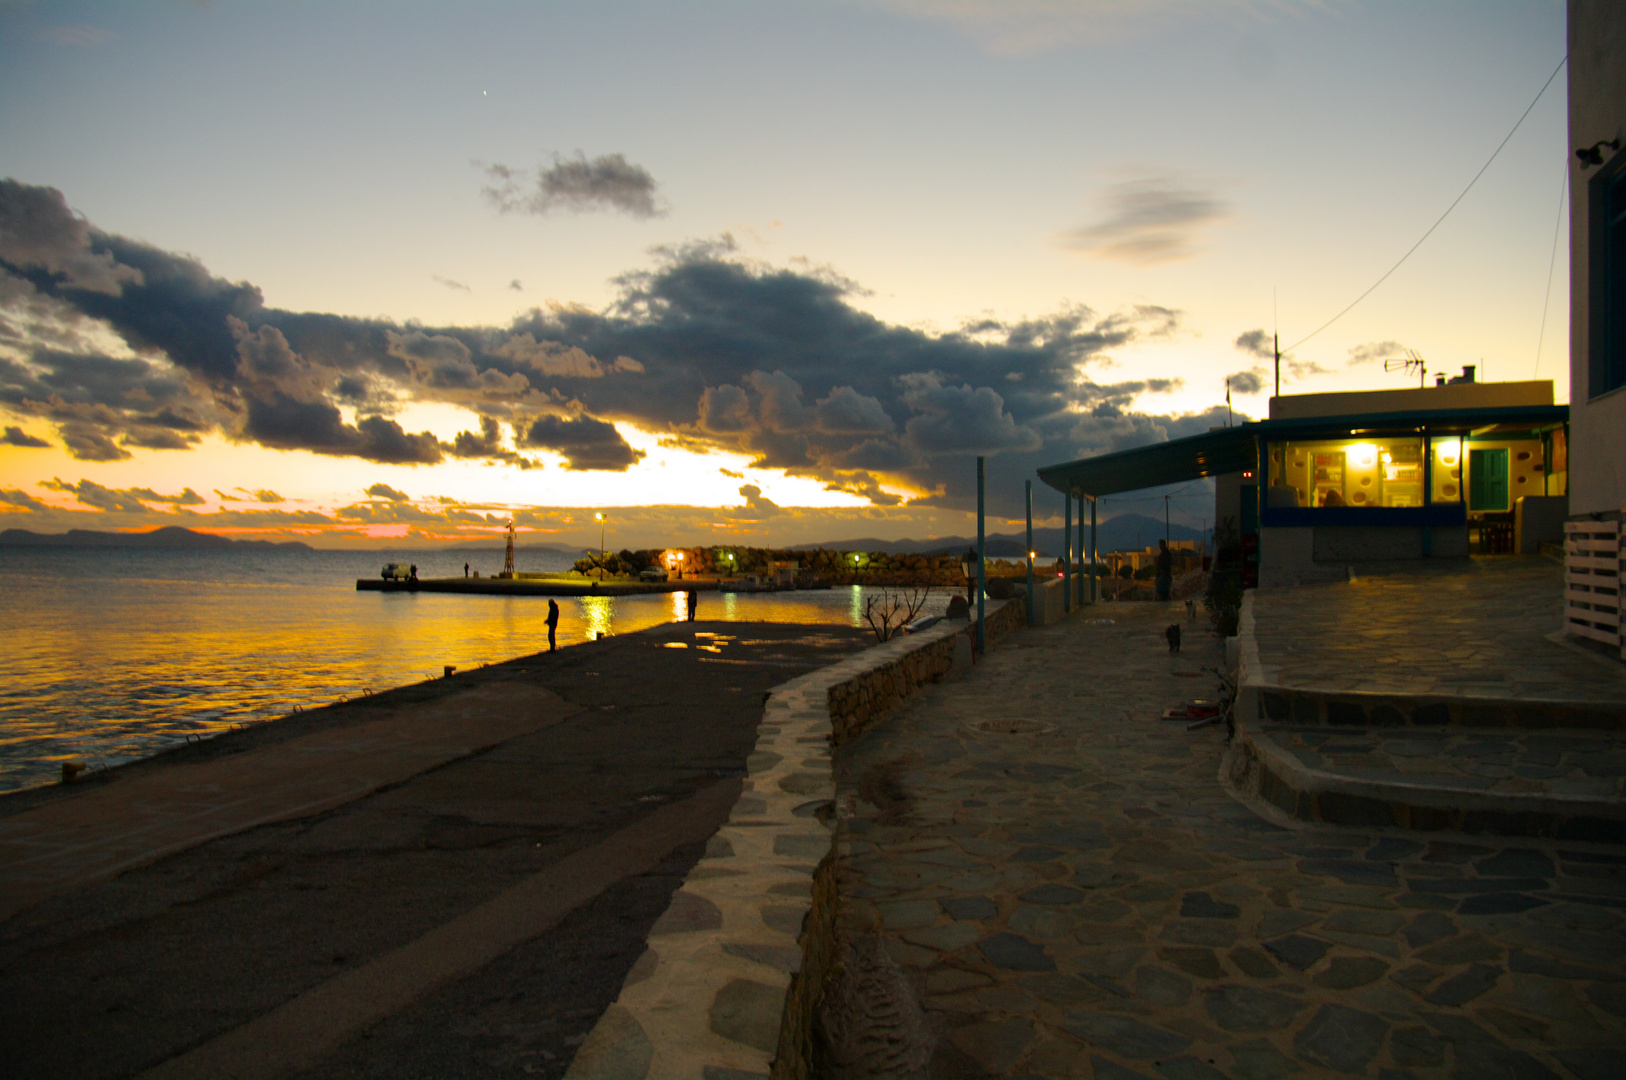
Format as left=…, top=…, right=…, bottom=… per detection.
left=1577, top=139, right=1620, bottom=169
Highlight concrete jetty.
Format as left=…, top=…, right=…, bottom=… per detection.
left=356, top=575, right=719, bottom=596
left=0, top=621, right=869, bottom=1080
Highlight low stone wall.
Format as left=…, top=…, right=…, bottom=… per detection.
left=827, top=597, right=1025, bottom=746
left=564, top=601, right=1017, bottom=1080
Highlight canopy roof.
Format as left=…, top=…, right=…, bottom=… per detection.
left=1037, top=404, right=1567, bottom=499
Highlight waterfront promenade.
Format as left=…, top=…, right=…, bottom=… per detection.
left=829, top=596, right=1625, bottom=1076
left=0, top=622, right=868, bottom=1080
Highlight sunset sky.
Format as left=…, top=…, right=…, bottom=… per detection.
left=0, top=0, right=1571, bottom=549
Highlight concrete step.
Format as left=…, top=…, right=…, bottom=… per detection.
left=1223, top=721, right=1626, bottom=844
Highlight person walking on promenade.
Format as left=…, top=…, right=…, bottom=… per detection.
left=409, top=563, right=418, bottom=583
left=546, top=599, right=560, bottom=652
left=686, top=588, right=698, bottom=622
left=1154, top=539, right=1172, bottom=602
left=464, top=562, right=469, bottom=578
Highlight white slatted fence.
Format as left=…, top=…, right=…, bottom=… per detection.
left=1565, top=518, right=1621, bottom=648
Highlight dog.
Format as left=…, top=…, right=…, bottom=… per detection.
left=1165, top=623, right=1182, bottom=654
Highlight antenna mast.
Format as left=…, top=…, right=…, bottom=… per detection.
left=502, top=518, right=516, bottom=577
left=1382, top=350, right=1428, bottom=388
left=1273, top=288, right=1280, bottom=399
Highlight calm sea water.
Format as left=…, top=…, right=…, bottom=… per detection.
left=1, top=546, right=953, bottom=793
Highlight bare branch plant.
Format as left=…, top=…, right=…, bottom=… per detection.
left=863, top=586, right=933, bottom=643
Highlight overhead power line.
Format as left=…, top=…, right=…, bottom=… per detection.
left=1284, top=55, right=1567, bottom=354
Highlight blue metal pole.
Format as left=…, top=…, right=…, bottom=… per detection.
left=1062, top=490, right=1072, bottom=614
left=976, top=456, right=986, bottom=652
left=1025, top=480, right=1035, bottom=626
left=1089, top=497, right=1098, bottom=603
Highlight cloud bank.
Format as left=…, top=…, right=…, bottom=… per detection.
left=1, top=178, right=1239, bottom=517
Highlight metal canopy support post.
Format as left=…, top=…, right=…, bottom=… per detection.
left=1025, top=480, right=1035, bottom=626
left=1090, top=497, right=1098, bottom=603
left=1063, top=491, right=1072, bottom=613
left=976, top=456, right=986, bottom=652
left=1422, top=431, right=1434, bottom=558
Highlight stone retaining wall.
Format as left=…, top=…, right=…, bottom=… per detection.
left=828, top=597, right=1026, bottom=746
left=564, top=601, right=1018, bottom=1080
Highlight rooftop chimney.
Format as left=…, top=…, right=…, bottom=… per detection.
left=1447, top=365, right=1477, bottom=385
left=1435, top=373, right=1446, bottom=387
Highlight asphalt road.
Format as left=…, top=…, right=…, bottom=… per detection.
left=0, top=620, right=869, bottom=1080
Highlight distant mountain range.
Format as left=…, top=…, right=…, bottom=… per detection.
left=798, top=513, right=1208, bottom=557
left=0, top=526, right=312, bottom=550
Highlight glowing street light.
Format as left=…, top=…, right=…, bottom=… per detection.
left=595, top=512, right=606, bottom=578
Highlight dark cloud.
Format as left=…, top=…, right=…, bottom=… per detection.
left=366, top=483, right=411, bottom=502
left=509, top=279, right=523, bottom=291
left=516, top=412, right=645, bottom=471
left=730, top=483, right=781, bottom=519
left=1226, top=370, right=1266, bottom=395
left=1235, top=327, right=1326, bottom=383
left=1234, top=329, right=1275, bottom=360
left=447, top=414, right=541, bottom=469
left=432, top=275, right=471, bottom=293
left=718, top=467, right=744, bottom=478
left=898, top=374, right=1042, bottom=455
left=231, top=321, right=444, bottom=464
left=127, top=485, right=204, bottom=506
left=251, top=489, right=284, bottom=503
left=814, top=386, right=894, bottom=434
left=1347, top=340, right=1408, bottom=365
left=2, top=425, right=48, bottom=447
left=40, top=477, right=153, bottom=513
left=1, top=487, right=45, bottom=510
left=1063, top=175, right=1230, bottom=264
left=481, top=153, right=663, bottom=219
left=0, top=180, right=142, bottom=294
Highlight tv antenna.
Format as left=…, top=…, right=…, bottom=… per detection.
left=1383, top=349, right=1428, bottom=388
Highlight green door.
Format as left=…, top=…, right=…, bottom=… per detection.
left=1468, top=448, right=1509, bottom=511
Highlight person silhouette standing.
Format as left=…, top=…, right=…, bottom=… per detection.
left=686, top=587, right=698, bottom=622
left=546, top=599, right=559, bottom=652
left=464, top=562, right=469, bottom=578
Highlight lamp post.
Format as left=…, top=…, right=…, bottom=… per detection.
left=595, top=512, right=606, bottom=578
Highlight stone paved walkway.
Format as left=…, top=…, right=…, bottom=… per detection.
left=832, top=603, right=1626, bottom=1078
left=1250, top=557, right=1626, bottom=704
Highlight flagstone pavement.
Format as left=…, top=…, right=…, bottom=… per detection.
left=831, top=603, right=1626, bottom=1079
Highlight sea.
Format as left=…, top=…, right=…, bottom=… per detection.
left=0, top=546, right=955, bottom=794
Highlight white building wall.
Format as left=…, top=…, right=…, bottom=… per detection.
left=1569, top=0, right=1626, bottom=516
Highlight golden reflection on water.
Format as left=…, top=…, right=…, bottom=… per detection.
left=1, top=550, right=954, bottom=793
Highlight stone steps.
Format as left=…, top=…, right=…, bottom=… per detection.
left=1222, top=721, right=1626, bottom=844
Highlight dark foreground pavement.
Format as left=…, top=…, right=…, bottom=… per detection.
left=0, top=621, right=867, bottom=1080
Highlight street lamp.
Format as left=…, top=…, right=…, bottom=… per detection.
left=676, top=551, right=685, bottom=580
left=595, top=512, right=606, bottom=578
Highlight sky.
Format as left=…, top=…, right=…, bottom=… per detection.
left=0, top=0, right=1572, bottom=550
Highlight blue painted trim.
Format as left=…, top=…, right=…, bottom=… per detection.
left=1261, top=504, right=1466, bottom=528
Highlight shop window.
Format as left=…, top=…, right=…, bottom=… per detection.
left=1272, top=437, right=1423, bottom=508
